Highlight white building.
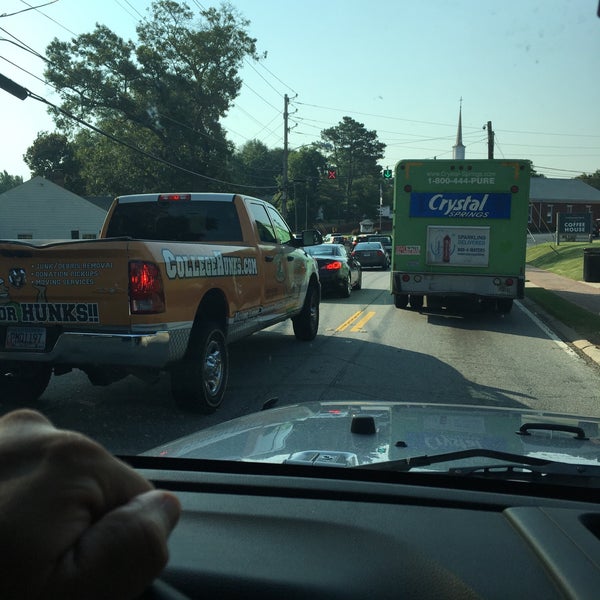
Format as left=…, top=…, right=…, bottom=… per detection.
left=0, top=176, right=108, bottom=239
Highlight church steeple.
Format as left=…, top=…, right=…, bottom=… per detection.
left=453, top=99, right=465, bottom=160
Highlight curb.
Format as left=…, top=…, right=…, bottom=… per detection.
left=520, top=296, right=600, bottom=367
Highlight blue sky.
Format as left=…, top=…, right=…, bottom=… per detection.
left=1, top=0, right=599, bottom=180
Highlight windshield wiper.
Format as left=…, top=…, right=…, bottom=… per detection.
left=356, top=448, right=600, bottom=485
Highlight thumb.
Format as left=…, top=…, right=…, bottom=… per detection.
left=50, top=490, right=181, bottom=600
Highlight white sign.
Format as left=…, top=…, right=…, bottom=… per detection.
left=426, top=226, right=490, bottom=267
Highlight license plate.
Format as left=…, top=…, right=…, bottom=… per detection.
left=362, top=252, right=372, bottom=257
left=5, top=327, right=46, bottom=350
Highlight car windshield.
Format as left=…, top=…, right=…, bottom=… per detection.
left=354, top=242, right=383, bottom=251
left=306, top=244, right=344, bottom=257
left=1, top=1, right=600, bottom=484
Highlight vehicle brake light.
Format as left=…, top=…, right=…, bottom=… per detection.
left=324, top=261, right=343, bottom=271
left=157, top=194, right=191, bottom=202
left=377, top=250, right=384, bottom=256
left=129, top=261, right=166, bottom=314
left=505, top=278, right=514, bottom=286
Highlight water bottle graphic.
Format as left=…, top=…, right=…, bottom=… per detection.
left=443, top=234, right=451, bottom=263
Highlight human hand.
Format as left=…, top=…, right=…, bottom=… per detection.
left=0, top=409, right=181, bottom=600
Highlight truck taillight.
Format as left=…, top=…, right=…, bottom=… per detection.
left=129, top=261, right=165, bottom=314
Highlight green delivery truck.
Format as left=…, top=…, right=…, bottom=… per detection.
left=391, top=158, right=531, bottom=313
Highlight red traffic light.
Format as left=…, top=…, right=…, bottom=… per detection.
left=327, top=169, right=337, bottom=179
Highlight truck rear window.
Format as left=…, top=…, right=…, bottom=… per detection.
left=106, top=201, right=243, bottom=242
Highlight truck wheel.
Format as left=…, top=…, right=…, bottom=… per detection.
left=0, top=361, right=52, bottom=403
left=496, top=298, right=513, bottom=314
left=394, top=294, right=409, bottom=309
left=293, top=282, right=319, bottom=341
left=171, top=321, right=228, bottom=413
left=410, top=294, right=424, bottom=309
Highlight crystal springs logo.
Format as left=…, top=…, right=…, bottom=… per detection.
left=409, top=192, right=511, bottom=219
left=428, top=193, right=489, bottom=217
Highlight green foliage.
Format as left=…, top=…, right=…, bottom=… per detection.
left=316, top=116, right=386, bottom=223
left=577, top=169, right=600, bottom=191
left=41, top=0, right=258, bottom=195
left=0, top=171, right=24, bottom=194
left=229, top=140, right=282, bottom=196
left=23, top=132, right=84, bottom=193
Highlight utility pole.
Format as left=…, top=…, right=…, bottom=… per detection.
left=281, top=94, right=289, bottom=219
left=486, top=121, right=494, bottom=159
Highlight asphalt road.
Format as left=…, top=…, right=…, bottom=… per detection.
left=3, top=268, right=600, bottom=455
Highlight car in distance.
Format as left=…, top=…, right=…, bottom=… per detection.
left=351, top=241, right=390, bottom=270
left=366, top=234, right=393, bottom=258
left=305, top=243, right=362, bottom=297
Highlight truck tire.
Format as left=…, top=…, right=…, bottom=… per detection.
left=410, top=294, right=424, bottom=310
left=171, top=321, right=228, bottom=413
left=0, top=361, right=52, bottom=403
left=394, top=294, right=409, bottom=309
left=292, top=282, right=319, bottom=341
left=496, top=298, right=513, bottom=314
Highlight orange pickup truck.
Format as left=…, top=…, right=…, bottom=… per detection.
left=0, top=193, right=322, bottom=412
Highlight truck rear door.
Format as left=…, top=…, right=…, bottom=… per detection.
left=0, top=240, right=132, bottom=353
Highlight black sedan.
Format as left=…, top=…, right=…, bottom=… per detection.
left=305, top=243, right=362, bottom=297
left=351, top=241, right=390, bottom=270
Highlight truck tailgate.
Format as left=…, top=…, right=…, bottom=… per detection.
left=0, top=239, right=132, bottom=331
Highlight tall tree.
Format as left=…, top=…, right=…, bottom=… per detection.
left=23, top=132, right=83, bottom=192
left=318, top=117, right=385, bottom=222
left=0, top=171, right=23, bottom=194
left=43, top=1, right=259, bottom=195
left=229, top=140, right=282, bottom=199
left=288, top=147, right=327, bottom=229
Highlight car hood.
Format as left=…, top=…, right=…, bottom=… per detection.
left=143, top=402, right=600, bottom=469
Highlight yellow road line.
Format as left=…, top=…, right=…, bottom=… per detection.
left=351, top=311, right=375, bottom=332
left=336, top=310, right=364, bottom=332
left=336, top=310, right=376, bottom=332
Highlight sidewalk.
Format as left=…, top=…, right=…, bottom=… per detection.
left=525, top=264, right=600, bottom=364
left=525, top=265, right=600, bottom=316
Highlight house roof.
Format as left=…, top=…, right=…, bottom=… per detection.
left=529, top=177, right=600, bottom=203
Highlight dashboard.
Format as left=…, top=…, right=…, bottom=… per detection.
left=131, top=458, right=600, bottom=599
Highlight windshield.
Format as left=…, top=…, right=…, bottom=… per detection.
left=1, top=1, right=600, bottom=484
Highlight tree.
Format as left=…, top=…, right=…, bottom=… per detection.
left=42, top=1, right=259, bottom=195
left=287, top=147, right=327, bottom=230
left=229, top=140, right=282, bottom=198
left=0, top=171, right=23, bottom=194
left=317, top=117, right=385, bottom=223
left=578, top=169, right=600, bottom=191
left=23, top=132, right=83, bottom=192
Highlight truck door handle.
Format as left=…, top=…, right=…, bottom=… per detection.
left=286, top=256, right=294, bottom=262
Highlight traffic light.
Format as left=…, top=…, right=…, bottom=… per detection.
left=383, top=169, right=393, bottom=179
left=327, top=169, right=337, bottom=179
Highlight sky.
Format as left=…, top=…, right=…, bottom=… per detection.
left=0, top=0, right=599, bottom=181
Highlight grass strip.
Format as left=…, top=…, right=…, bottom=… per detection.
left=525, top=287, right=600, bottom=343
